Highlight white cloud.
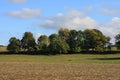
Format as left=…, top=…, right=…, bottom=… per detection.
left=99, top=27, right=116, bottom=43
left=99, top=17, right=120, bottom=43
left=34, top=33, right=42, bottom=43
left=100, top=8, right=120, bottom=15
left=37, top=9, right=120, bottom=43
left=9, top=0, right=27, bottom=4
left=7, top=8, right=41, bottom=19
left=106, top=17, right=120, bottom=30
left=37, top=10, right=98, bottom=30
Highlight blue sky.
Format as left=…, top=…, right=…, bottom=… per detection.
left=0, top=0, right=120, bottom=45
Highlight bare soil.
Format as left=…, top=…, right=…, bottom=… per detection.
left=0, top=62, right=120, bottom=80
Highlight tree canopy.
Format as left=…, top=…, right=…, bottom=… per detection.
left=115, top=34, right=120, bottom=49
left=21, top=32, right=36, bottom=51
left=49, top=37, right=69, bottom=54
left=7, top=28, right=112, bottom=54
left=7, top=37, right=21, bottom=53
left=37, top=35, right=49, bottom=52
left=83, top=29, right=110, bottom=51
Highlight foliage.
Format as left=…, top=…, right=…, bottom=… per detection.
left=49, top=33, right=59, bottom=42
left=7, top=28, right=111, bottom=54
left=49, top=38, right=69, bottom=54
left=74, top=47, right=81, bottom=53
left=21, top=32, right=36, bottom=51
left=115, top=34, right=120, bottom=49
left=58, top=28, right=70, bottom=41
left=7, top=37, right=21, bottom=53
left=37, top=35, right=49, bottom=52
left=67, top=30, right=83, bottom=52
left=83, top=29, right=110, bottom=52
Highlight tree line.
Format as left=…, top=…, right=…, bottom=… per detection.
left=7, top=28, right=120, bottom=54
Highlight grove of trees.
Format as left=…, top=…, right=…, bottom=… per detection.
left=7, top=28, right=119, bottom=54
left=115, top=34, right=120, bottom=49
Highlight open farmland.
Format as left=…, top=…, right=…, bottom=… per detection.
left=0, top=54, right=120, bottom=80
left=0, top=63, right=120, bottom=80
left=0, top=46, right=7, bottom=52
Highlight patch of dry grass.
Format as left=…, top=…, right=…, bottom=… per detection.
left=0, top=62, right=120, bottom=80
left=0, top=46, right=7, bottom=52
left=0, top=54, right=120, bottom=80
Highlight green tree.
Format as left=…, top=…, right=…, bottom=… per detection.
left=115, top=34, right=120, bottom=49
left=83, top=29, right=110, bottom=52
left=83, top=29, right=96, bottom=50
left=37, top=35, right=49, bottom=51
left=49, top=34, right=69, bottom=54
left=58, top=28, right=70, bottom=41
left=49, top=33, right=59, bottom=42
left=67, top=30, right=83, bottom=52
left=7, top=37, right=21, bottom=53
left=77, top=30, right=84, bottom=48
left=21, top=32, right=36, bottom=51
left=49, top=39, right=69, bottom=54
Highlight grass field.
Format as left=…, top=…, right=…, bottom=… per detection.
left=0, top=46, right=7, bottom=52
left=0, top=54, right=120, bottom=80
left=0, top=54, right=120, bottom=64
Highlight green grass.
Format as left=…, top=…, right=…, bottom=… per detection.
left=0, top=54, right=120, bottom=64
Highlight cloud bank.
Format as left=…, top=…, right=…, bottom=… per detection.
left=100, top=8, right=120, bottom=15
left=7, top=8, right=41, bottom=19
left=37, top=10, right=98, bottom=30
left=6, top=6, right=120, bottom=43
left=9, top=0, right=27, bottom=4
left=37, top=9, right=120, bottom=43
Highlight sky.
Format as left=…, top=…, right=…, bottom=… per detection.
left=0, top=0, right=120, bottom=45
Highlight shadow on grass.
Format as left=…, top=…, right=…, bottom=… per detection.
left=0, top=51, right=44, bottom=55
left=1, top=51, right=120, bottom=56
left=80, top=51, right=120, bottom=54
left=0, top=51, right=56, bottom=56
left=90, top=57, right=120, bottom=60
